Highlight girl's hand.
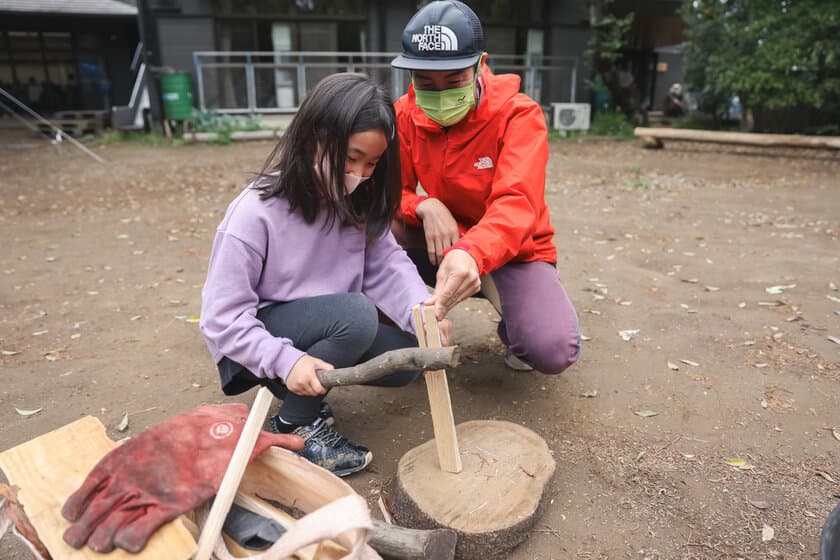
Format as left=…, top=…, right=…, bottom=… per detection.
left=416, top=198, right=460, bottom=265
left=286, top=355, right=332, bottom=396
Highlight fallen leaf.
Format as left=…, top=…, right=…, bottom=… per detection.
left=635, top=410, right=658, bottom=418
left=32, top=330, right=48, bottom=336
left=815, top=470, right=837, bottom=483
left=681, top=278, right=699, bottom=284
left=117, top=413, right=129, bottom=432
left=765, top=284, right=796, bottom=295
left=667, top=361, right=680, bottom=371
left=680, top=359, right=700, bottom=367
left=636, top=451, right=646, bottom=462
left=827, top=295, right=840, bottom=304
left=724, top=458, right=752, bottom=469
left=15, top=408, right=42, bottom=417
left=580, top=390, right=598, bottom=398
left=618, top=329, right=639, bottom=341
left=580, top=334, right=592, bottom=341
left=828, top=336, right=840, bottom=346
left=185, top=315, right=201, bottom=324
left=747, top=498, right=770, bottom=509
left=834, top=428, right=840, bottom=442
left=762, top=524, right=774, bottom=542
left=2, top=350, right=19, bottom=356
left=705, top=286, right=720, bottom=292
left=804, top=510, right=817, bottom=518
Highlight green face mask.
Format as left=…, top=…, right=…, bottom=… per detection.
left=413, top=80, right=476, bottom=127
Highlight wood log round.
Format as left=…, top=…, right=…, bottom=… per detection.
left=391, top=420, right=555, bottom=560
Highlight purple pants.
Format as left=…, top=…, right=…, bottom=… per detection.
left=488, top=260, right=580, bottom=374
left=405, top=249, right=580, bottom=374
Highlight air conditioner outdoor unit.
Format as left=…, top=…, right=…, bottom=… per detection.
left=551, top=103, right=591, bottom=132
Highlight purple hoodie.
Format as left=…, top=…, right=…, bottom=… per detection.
left=200, top=186, right=430, bottom=382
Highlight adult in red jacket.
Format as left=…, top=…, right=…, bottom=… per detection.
left=391, top=0, right=579, bottom=374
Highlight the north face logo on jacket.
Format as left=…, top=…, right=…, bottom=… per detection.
left=411, top=25, right=459, bottom=51
left=474, top=156, right=494, bottom=170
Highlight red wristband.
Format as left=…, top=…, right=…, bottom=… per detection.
left=442, top=241, right=471, bottom=257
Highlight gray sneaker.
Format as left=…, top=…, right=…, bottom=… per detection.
left=504, top=348, right=534, bottom=371
left=272, top=417, right=372, bottom=477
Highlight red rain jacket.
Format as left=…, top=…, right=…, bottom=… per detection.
left=395, top=63, right=557, bottom=275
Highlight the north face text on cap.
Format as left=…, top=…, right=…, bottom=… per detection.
left=412, top=25, right=459, bottom=51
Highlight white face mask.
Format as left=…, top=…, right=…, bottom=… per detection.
left=344, top=172, right=369, bottom=196
left=314, top=158, right=370, bottom=197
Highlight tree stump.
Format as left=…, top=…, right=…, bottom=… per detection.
left=391, top=420, right=555, bottom=560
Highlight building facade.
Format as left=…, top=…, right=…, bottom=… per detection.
left=0, top=0, right=140, bottom=114
left=1, top=1, right=685, bottom=119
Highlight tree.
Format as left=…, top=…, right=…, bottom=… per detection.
left=585, top=0, right=642, bottom=122
left=681, top=0, right=840, bottom=132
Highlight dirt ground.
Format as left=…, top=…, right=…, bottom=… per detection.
left=1, top=127, right=839, bottom=560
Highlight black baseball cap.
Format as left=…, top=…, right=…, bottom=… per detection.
left=391, top=1, right=484, bottom=71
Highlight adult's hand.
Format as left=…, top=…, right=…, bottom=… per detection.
left=416, top=198, right=459, bottom=265
left=415, top=303, right=453, bottom=345
left=429, top=249, right=481, bottom=320
left=437, top=316, right=453, bottom=346
left=286, top=355, right=331, bottom=396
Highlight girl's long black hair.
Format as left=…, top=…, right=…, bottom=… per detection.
left=254, top=73, right=400, bottom=243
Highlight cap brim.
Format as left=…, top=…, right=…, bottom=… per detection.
left=391, top=52, right=482, bottom=71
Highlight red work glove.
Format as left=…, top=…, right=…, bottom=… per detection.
left=61, top=403, right=303, bottom=553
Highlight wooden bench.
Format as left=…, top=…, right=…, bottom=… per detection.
left=634, top=127, right=840, bottom=150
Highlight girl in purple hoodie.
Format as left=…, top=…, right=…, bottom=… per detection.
left=200, top=74, right=449, bottom=476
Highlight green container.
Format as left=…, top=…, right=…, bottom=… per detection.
left=160, top=72, right=194, bottom=120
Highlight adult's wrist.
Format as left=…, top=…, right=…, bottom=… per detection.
left=441, top=240, right=472, bottom=257
left=415, top=197, right=434, bottom=220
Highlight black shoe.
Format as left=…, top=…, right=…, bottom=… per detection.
left=270, top=417, right=371, bottom=477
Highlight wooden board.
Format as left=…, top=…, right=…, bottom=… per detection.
left=411, top=304, right=461, bottom=474
left=0, top=416, right=196, bottom=560
left=392, top=420, right=555, bottom=560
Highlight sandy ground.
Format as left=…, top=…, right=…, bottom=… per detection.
left=1, top=128, right=839, bottom=559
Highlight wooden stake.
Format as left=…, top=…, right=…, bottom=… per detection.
left=411, top=304, right=462, bottom=474
left=194, top=386, right=274, bottom=560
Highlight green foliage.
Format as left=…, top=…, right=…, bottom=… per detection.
left=190, top=110, right=264, bottom=143
left=85, top=130, right=185, bottom=147
left=681, top=0, right=840, bottom=125
left=672, top=112, right=719, bottom=130
left=585, top=1, right=635, bottom=71
left=588, top=110, right=635, bottom=139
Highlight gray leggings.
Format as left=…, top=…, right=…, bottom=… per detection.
left=217, top=293, right=419, bottom=424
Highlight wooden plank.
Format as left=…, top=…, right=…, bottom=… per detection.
left=634, top=127, right=840, bottom=150
left=0, top=416, right=196, bottom=560
left=411, top=304, right=462, bottom=474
